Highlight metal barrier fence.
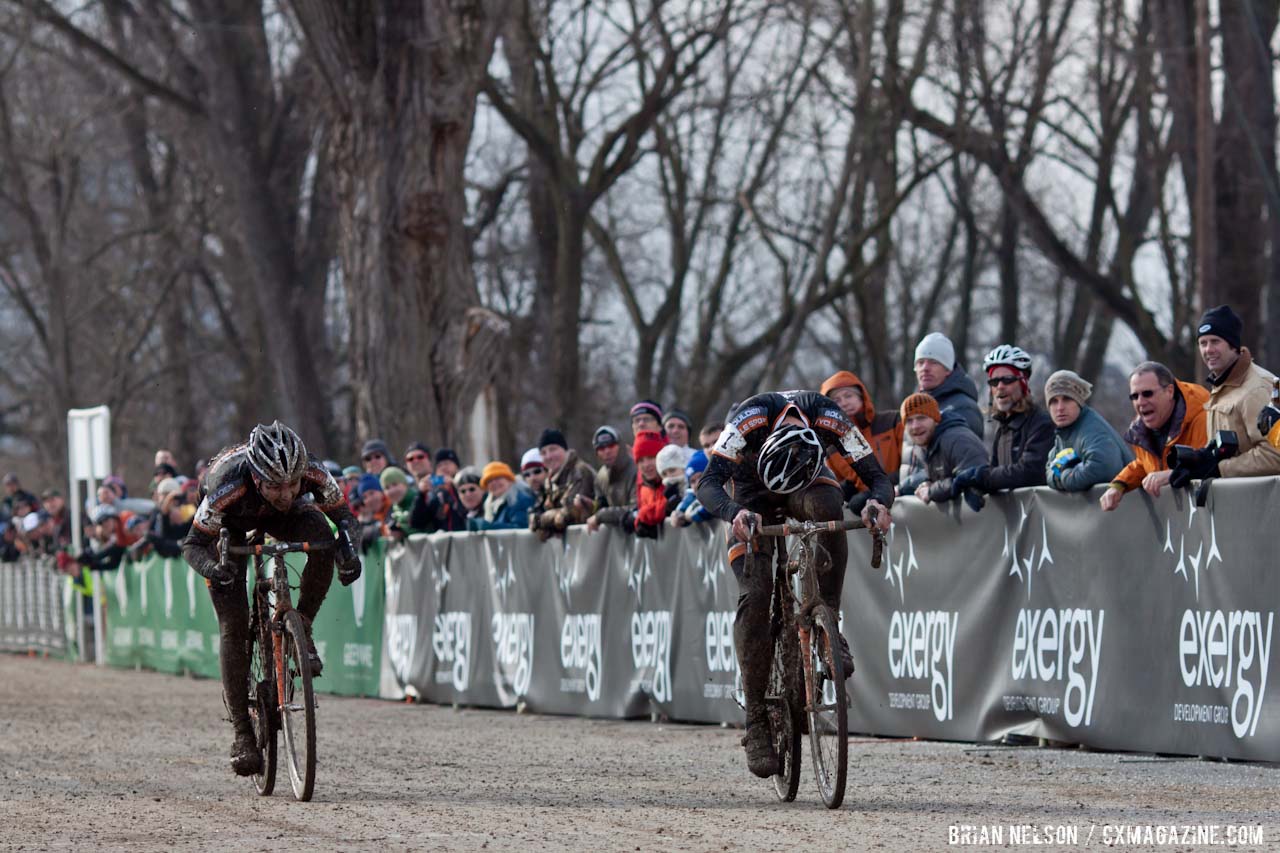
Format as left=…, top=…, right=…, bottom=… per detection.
left=0, top=555, right=74, bottom=656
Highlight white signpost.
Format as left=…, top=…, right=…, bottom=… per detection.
left=66, top=405, right=111, bottom=663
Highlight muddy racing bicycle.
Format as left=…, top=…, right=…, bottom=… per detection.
left=752, top=512, right=883, bottom=809
left=218, top=522, right=356, bottom=802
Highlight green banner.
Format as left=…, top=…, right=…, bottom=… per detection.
left=99, top=540, right=384, bottom=697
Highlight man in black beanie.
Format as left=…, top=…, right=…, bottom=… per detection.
left=1191, top=304, right=1280, bottom=478
left=528, top=427, right=597, bottom=541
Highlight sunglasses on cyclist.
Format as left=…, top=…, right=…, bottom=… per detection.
left=986, top=375, right=1022, bottom=387
left=1128, top=388, right=1164, bottom=401
left=522, top=467, right=546, bottom=477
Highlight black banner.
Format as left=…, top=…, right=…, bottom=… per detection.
left=380, top=478, right=1280, bottom=761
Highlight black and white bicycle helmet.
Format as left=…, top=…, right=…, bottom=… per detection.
left=982, top=344, right=1033, bottom=376
left=246, top=420, right=308, bottom=483
left=757, top=423, right=824, bottom=494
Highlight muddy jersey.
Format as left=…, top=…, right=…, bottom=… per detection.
left=696, top=390, right=893, bottom=522
left=188, top=444, right=351, bottom=539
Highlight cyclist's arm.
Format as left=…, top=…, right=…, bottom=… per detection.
left=850, top=453, right=895, bottom=509
left=694, top=455, right=746, bottom=523
left=181, top=496, right=222, bottom=579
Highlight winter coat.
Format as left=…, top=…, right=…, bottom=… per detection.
left=898, top=413, right=989, bottom=501
left=1045, top=406, right=1134, bottom=492
left=1204, top=348, right=1280, bottom=477
left=594, top=451, right=637, bottom=527
left=409, top=482, right=467, bottom=533
left=388, top=486, right=424, bottom=535
left=530, top=451, right=597, bottom=539
left=825, top=371, right=904, bottom=490
left=674, top=489, right=713, bottom=524
left=634, top=474, right=668, bottom=538
left=1113, top=380, right=1209, bottom=492
left=986, top=402, right=1055, bottom=491
left=899, top=366, right=984, bottom=481
left=469, top=482, right=537, bottom=531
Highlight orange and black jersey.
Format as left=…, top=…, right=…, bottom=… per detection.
left=187, top=444, right=352, bottom=540
left=696, top=390, right=894, bottom=522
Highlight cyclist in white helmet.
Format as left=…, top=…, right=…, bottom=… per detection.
left=696, top=390, right=893, bottom=779
left=952, top=345, right=1055, bottom=498
left=182, top=421, right=361, bottom=777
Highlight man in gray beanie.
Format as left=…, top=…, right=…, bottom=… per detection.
left=1042, top=369, right=1132, bottom=492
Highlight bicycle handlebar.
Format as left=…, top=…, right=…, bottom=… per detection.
left=756, top=517, right=867, bottom=537
left=225, top=540, right=336, bottom=558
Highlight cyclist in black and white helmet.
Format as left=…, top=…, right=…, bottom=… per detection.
left=181, top=421, right=361, bottom=778
left=696, top=390, right=893, bottom=779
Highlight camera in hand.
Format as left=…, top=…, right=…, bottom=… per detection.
left=1168, top=430, right=1239, bottom=489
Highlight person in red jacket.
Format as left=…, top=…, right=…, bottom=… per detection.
left=632, top=430, right=669, bottom=538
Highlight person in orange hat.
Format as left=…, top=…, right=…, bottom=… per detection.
left=820, top=370, right=904, bottom=512
left=896, top=392, right=988, bottom=509
left=469, top=461, right=536, bottom=530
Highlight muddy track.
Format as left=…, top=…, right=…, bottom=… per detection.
left=0, top=655, right=1276, bottom=851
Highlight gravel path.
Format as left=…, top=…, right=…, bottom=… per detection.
left=1, top=655, right=1277, bottom=851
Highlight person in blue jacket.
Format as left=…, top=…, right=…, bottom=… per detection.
left=469, top=462, right=536, bottom=531
left=1041, top=370, right=1133, bottom=492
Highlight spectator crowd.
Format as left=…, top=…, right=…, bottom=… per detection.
left=6, top=303, right=1280, bottom=573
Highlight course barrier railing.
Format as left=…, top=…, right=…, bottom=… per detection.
left=0, top=555, right=75, bottom=656
left=22, top=477, right=1280, bottom=761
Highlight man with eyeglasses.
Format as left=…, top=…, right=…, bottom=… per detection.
left=520, top=448, right=548, bottom=496
left=1100, top=361, right=1208, bottom=511
left=360, top=439, right=396, bottom=475
left=951, top=345, right=1054, bottom=501
left=402, top=442, right=433, bottom=481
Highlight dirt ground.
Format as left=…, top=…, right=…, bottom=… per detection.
left=1, top=655, right=1277, bottom=852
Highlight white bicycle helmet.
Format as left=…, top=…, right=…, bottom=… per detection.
left=983, top=344, right=1033, bottom=376
left=757, top=423, right=824, bottom=494
left=246, top=420, right=308, bottom=483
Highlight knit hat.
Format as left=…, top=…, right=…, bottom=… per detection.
left=537, top=428, right=568, bottom=450
left=360, top=439, right=391, bottom=461
left=341, top=465, right=362, bottom=479
left=632, top=430, right=668, bottom=462
left=480, top=461, right=517, bottom=489
left=455, top=466, right=483, bottom=487
left=820, top=371, right=863, bottom=398
left=1043, top=369, right=1092, bottom=407
left=592, top=426, right=620, bottom=449
left=1197, top=304, right=1243, bottom=351
left=662, top=408, right=692, bottom=431
left=356, top=473, right=383, bottom=496
left=379, top=467, right=410, bottom=489
left=629, top=400, right=664, bottom=424
left=914, top=332, right=956, bottom=369
left=685, top=450, right=709, bottom=479
left=434, top=448, right=461, bottom=467
left=656, top=444, right=687, bottom=475
left=900, top=393, right=941, bottom=423
left=520, top=448, right=543, bottom=471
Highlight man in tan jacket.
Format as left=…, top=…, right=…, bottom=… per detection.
left=1196, top=305, right=1280, bottom=477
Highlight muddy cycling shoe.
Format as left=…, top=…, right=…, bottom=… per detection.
left=301, top=616, right=323, bottom=677
left=836, top=634, right=855, bottom=678
left=229, top=726, right=262, bottom=777
left=741, top=716, right=780, bottom=778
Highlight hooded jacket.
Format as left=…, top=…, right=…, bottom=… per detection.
left=899, top=365, right=984, bottom=481
left=1204, top=348, right=1280, bottom=477
left=899, top=412, right=989, bottom=501
left=1045, top=406, right=1133, bottom=492
left=821, top=370, right=904, bottom=490
left=1112, top=380, right=1209, bottom=491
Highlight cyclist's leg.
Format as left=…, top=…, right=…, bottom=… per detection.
left=729, top=529, right=780, bottom=777
left=262, top=505, right=335, bottom=623
left=206, top=531, right=256, bottom=773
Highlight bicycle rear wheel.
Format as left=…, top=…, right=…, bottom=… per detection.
left=248, top=598, right=277, bottom=796
left=804, top=605, right=847, bottom=809
left=279, top=609, right=317, bottom=801
left=767, top=617, right=803, bottom=802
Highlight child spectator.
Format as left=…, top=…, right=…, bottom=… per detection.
left=355, top=474, right=390, bottom=551
left=380, top=467, right=423, bottom=537
left=672, top=450, right=714, bottom=526
left=633, top=430, right=670, bottom=539
left=655, top=444, right=688, bottom=514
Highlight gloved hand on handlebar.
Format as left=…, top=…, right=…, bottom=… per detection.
left=337, top=519, right=362, bottom=586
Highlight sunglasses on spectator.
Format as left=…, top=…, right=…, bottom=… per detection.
left=1128, top=388, right=1163, bottom=401
left=986, top=375, right=1021, bottom=387
left=405, top=453, right=427, bottom=462
left=522, top=467, right=546, bottom=477
left=363, top=452, right=385, bottom=461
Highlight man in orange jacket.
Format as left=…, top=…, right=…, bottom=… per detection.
left=1100, top=361, right=1208, bottom=511
left=820, top=370, right=903, bottom=510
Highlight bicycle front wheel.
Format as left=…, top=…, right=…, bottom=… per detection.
left=248, top=599, right=277, bottom=796
left=805, top=605, right=847, bottom=809
left=768, top=617, right=803, bottom=802
left=279, top=609, right=317, bottom=802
